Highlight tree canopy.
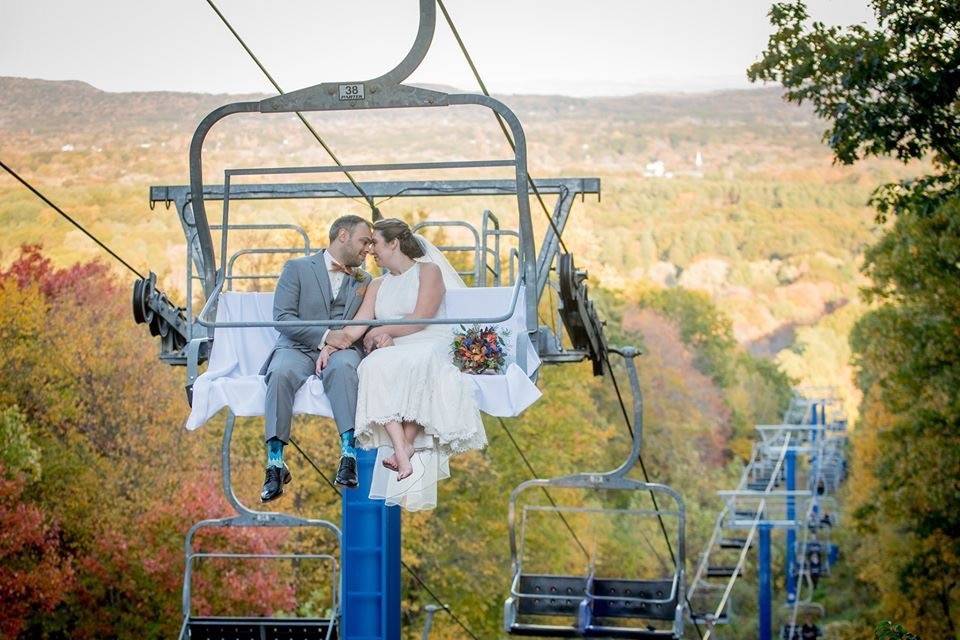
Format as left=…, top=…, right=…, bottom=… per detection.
left=749, top=0, right=960, bottom=221
left=752, top=1, right=959, bottom=637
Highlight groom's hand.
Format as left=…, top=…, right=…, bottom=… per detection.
left=316, top=345, right=337, bottom=373
left=324, top=330, right=354, bottom=349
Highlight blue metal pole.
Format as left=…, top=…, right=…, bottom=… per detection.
left=759, top=523, right=773, bottom=640
left=785, top=448, right=797, bottom=604
left=342, top=449, right=402, bottom=640
left=810, top=400, right=819, bottom=441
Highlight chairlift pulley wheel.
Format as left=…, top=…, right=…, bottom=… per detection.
left=132, top=272, right=156, bottom=327
left=558, top=253, right=583, bottom=304
left=557, top=253, right=606, bottom=376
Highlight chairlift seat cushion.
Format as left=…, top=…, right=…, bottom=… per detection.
left=185, top=288, right=541, bottom=430
left=185, top=616, right=336, bottom=640
left=515, top=575, right=677, bottom=621
left=516, top=574, right=588, bottom=615
left=706, top=566, right=741, bottom=578
left=507, top=624, right=675, bottom=639
left=589, top=578, right=677, bottom=621
left=582, top=626, right=676, bottom=639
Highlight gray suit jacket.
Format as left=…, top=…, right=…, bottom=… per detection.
left=259, top=249, right=372, bottom=374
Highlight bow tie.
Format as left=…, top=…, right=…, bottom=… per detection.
left=330, top=260, right=354, bottom=276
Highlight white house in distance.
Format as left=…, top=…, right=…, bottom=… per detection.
left=644, top=152, right=704, bottom=179
left=644, top=160, right=673, bottom=178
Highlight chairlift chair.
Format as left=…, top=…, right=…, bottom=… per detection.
left=779, top=602, right=824, bottom=640
left=176, top=408, right=343, bottom=639
left=128, top=3, right=621, bottom=637
left=134, top=0, right=608, bottom=381
left=504, top=348, right=686, bottom=639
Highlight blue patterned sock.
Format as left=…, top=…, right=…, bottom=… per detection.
left=267, top=438, right=285, bottom=468
left=340, top=430, right=357, bottom=459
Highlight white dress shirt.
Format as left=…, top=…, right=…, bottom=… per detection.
left=318, top=251, right=347, bottom=350
left=324, top=250, right=347, bottom=299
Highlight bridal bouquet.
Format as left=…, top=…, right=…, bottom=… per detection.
left=451, top=325, right=510, bottom=374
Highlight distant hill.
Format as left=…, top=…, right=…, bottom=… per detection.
left=0, top=76, right=815, bottom=137
left=0, top=76, right=267, bottom=135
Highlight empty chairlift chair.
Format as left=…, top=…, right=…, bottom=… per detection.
left=779, top=602, right=825, bottom=640
left=504, top=348, right=686, bottom=639
left=179, top=512, right=341, bottom=640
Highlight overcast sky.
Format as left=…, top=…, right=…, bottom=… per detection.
left=1, top=1, right=875, bottom=96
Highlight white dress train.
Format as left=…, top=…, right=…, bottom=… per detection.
left=354, top=262, right=487, bottom=511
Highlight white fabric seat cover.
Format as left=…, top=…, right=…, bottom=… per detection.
left=185, top=287, right=542, bottom=431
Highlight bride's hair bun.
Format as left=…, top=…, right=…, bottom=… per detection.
left=373, top=218, right=425, bottom=259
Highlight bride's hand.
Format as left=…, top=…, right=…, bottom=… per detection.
left=373, top=334, right=394, bottom=349
left=363, top=327, right=385, bottom=353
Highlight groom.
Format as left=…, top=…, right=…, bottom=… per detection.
left=258, top=214, right=374, bottom=502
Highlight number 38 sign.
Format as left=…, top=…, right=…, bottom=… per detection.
left=338, top=83, right=365, bottom=101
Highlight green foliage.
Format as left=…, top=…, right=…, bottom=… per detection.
left=753, top=1, right=960, bottom=636
left=749, top=1, right=960, bottom=168
left=847, top=196, right=960, bottom=638
left=0, top=406, right=41, bottom=482
left=875, top=621, right=921, bottom=640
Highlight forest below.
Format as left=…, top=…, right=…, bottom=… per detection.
left=0, top=73, right=946, bottom=639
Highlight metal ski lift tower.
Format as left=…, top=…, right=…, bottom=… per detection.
left=131, top=1, right=610, bottom=638
left=687, top=392, right=848, bottom=640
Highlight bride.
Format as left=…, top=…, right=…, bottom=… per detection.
left=319, top=218, right=487, bottom=511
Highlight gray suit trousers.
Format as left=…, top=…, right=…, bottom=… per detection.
left=264, top=347, right=363, bottom=442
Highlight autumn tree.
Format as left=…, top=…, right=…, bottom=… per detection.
left=751, top=2, right=960, bottom=636
left=0, top=406, right=73, bottom=637
left=0, top=246, right=300, bottom=638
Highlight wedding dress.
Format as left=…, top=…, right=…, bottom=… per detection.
left=354, top=238, right=487, bottom=511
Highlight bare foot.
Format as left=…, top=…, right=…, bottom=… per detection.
left=397, top=460, right=414, bottom=481
left=382, top=443, right=414, bottom=472
left=382, top=454, right=398, bottom=471
left=394, top=443, right=415, bottom=481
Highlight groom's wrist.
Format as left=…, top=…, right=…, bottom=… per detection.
left=318, top=329, right=331, bottom=350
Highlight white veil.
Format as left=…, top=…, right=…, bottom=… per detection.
left=414, top=233, right=467, bottom=290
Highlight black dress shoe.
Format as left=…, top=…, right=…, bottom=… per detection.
left=335, top=456, right=359, bottom=488
left=260, top=465, right=292, bottom=503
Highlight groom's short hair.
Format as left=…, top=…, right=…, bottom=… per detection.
left=329, top=214, right=372, bottom=242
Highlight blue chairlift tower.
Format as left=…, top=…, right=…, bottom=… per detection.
left=686, top=392, right=848, bottom=640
